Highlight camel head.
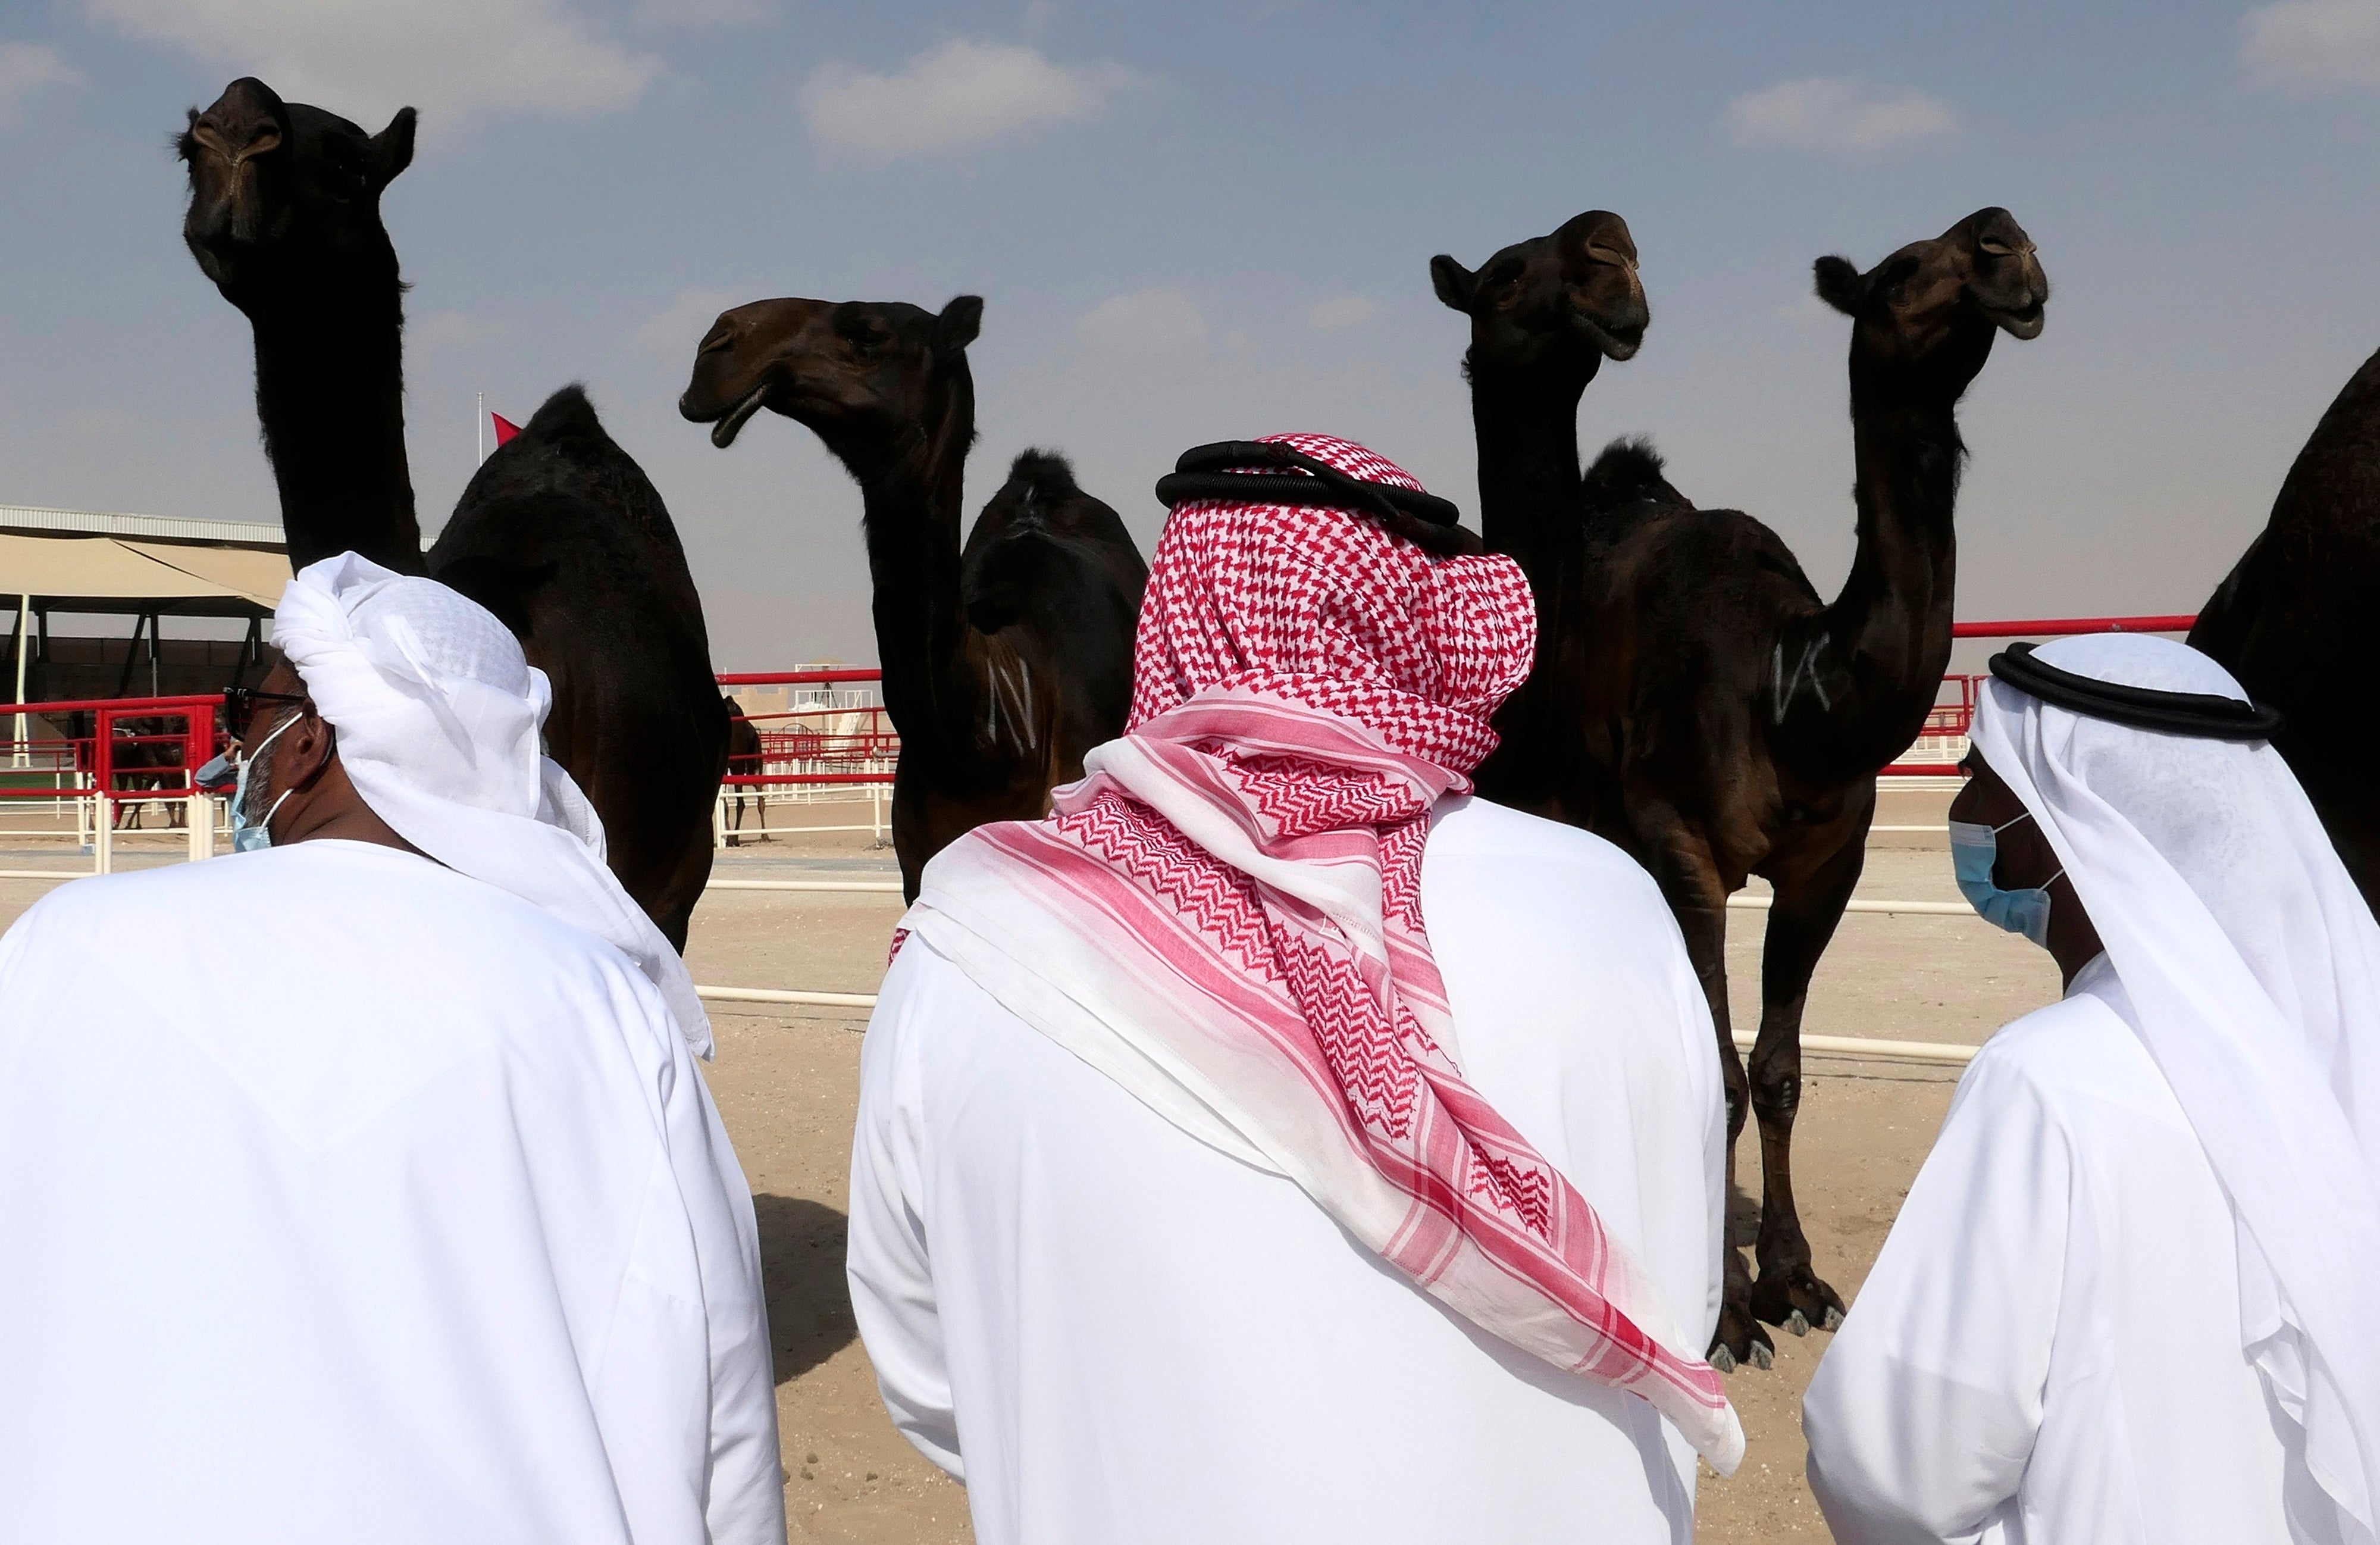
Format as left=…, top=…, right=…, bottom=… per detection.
left=1430, top=210, right=1648, bottom=379
left=1814, top=207, right=2048, bottom=393
left=178, top=77, right=415, bottom=308
left=679, top=295, right=983, bottom=472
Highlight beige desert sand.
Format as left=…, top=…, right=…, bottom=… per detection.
left=0, top=784, right=2058, bottom=1543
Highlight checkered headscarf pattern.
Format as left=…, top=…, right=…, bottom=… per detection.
left=912, top=433, right=1741, bottom=1468
left=1127, top=433, right=1529, bottom=767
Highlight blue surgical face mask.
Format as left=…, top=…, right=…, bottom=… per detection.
left=229, top=711, right=301, bottom=854
left=1948, top=810, right=2063, bottom=947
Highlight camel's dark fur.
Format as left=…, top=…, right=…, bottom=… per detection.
left=2192, top=345, right=2380, bottom=915
left=178, top=77, right=726, bottom=946
left=680, top=295, right=1147, bottom=900
left=1438, top=206, right=2049, bottom=1369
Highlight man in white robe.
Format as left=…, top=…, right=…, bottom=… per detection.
left=1803, top=633, right=2380, bottom=1545
left=847, top=434, right=1738, bottom=1544
left=0, top=555, right=785, bottom=1545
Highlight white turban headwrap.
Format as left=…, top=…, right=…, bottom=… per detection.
left=1972, top=633, right=2380, bottom=1543
left=273, top=552, right=712, bottom=1058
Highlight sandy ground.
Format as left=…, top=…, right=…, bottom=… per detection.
left=0, top=785, right=2066, bottom=1543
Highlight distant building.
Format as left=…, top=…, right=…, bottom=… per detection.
left=1, top=505, right=288, bottom=705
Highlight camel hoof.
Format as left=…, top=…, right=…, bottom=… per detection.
left=1708, top=1344, right=1736, bottom=1374
left=1822, top=1307, right=1845, bottom=1332
left=1749, top=1340, right=1774, bottom=1371
left=1786, top=1310, right=1811, bottom=1337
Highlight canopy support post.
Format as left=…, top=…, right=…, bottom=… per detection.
left=10, top=593, right=26, bottom=769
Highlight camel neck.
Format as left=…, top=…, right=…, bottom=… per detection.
left=249, top=298, right=424, bottom=576
left=855, top=377, right=976, bottom=756
left=1799, top=383, right=1966, bottom=774
left=1467, top=359, right=1592, bottom=574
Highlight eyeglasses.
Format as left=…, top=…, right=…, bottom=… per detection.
left=222, top=687, right=311, bottom=742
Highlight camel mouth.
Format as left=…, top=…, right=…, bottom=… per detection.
left=1575, top=313, right=1645, bottom=362
left=707, top=383, right=771, bottom=449
left=1981, top=301, right=2045, bottom=341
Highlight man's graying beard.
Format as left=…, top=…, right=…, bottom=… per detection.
left=239, top=722, right=285, bottom=828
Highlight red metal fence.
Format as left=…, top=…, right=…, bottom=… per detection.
left=1, top=696, right=221, bottom=809
left=716, top=669, right=894, bottom=790
left=0, top=621, right=2201, bottom=822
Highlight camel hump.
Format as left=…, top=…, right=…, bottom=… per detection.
left=515, top=383, right=615, bottom=454
left=439, top=381, right=703, bottom=621
left=1006, top=448, right=1081, bottom=502
left=477, top=383, right=662, bottom=518
left=984, top=448, right=1134, bottom=546
left=1584, top=436, right=1686, bottom=511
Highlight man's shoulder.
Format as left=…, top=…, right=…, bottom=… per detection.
left=1427, top=796, right=1664, bottom=897
left=21, top=843, right=643, bottom=994
left=1423, top=797, right=1681, bottom=959
left=1965, top=974, right=2171, bottom=1122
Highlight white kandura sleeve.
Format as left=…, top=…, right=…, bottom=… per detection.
left=1801, top=1049, right=2072, bottom=1545
left=845, top=947, right=963, bottom=1480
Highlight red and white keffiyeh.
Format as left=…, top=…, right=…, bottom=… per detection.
left=903, top=433, right=1742, bottom=1469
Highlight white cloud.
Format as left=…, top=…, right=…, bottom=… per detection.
left=1075, top=287, right=1207, bottom=354
left=0, top=42, right=80, bottom=123
left=85, top=0, right=659, bottom=129
left=635, top=0, right=772, bottom=26
left=633, top=286, right=741, bottom=367
left=1724, top=76, right=1957, bottom=152
left=800, top=38, right=1145, bottom=156
left=1306, top=295, right=1377, bottom=331
left=2243, top=1, right=2380, bottom=92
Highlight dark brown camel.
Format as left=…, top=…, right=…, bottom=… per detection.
left=678, top=296, right=1147, bottom=900
left=2190, top=347, right=2380, bottom=914
left=60, top=714, right=189, bottom=830
left=177, top=80, right=420, bottom=574
left=722, top=699, right=766, bottom=845
left=1436, top=207, right=2049, bottom=1370
left=433, top=388, right=732, bottom=947
left=178, top=77, right=728, bottom=947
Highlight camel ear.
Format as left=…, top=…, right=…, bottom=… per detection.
left=936, top=295, right=984, bottom=353
left=369, top=107, right=416, bottom=192
left=1430, top=255, right=1478, bottom=312
left=1813, top=255, right=1864, bottom=316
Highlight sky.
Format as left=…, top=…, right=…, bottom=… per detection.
left=7, top=0, right=2380, bottom=668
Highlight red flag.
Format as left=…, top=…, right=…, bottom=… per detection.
left=491, top=412, right=522, bottom=446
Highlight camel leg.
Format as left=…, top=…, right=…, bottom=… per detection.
left=1628, top=799, right=1765, bottom=1372
left=1746, top=828, right=1864, bottom=1338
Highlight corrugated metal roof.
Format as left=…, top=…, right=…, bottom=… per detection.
left=0, top=505, right=284, bottom=549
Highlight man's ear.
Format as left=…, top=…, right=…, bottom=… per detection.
left=275, top=708, right=340, bottom=792
left=1430, top=254, right=1478, bottom=312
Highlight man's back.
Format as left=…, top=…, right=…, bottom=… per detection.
left=0, top=842, right=780, bottom=1545
left=1806, top=959, right=2317, bottom=1544
left=849, top=796, right=1724, bottom=1545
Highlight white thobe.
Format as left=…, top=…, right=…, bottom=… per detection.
left=1803, top=955, right=2332, bottom=1545
left=847, top=795, right=1726, bottom=1545
left=0, top=841, right=785, bottom=1545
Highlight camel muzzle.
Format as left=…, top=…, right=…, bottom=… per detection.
left=700, top=383, right=771, bottom=448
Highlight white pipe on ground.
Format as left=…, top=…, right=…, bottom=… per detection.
left=1728, top=895, right=1970, bottom=917
left=695, top=983, right=1986, bottom=1064
left=1735, top=1030, right=1978, bottom=1066
left=696, top=986, right=879, bottom=1009
left=706, top=879, right=904, bottom=894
